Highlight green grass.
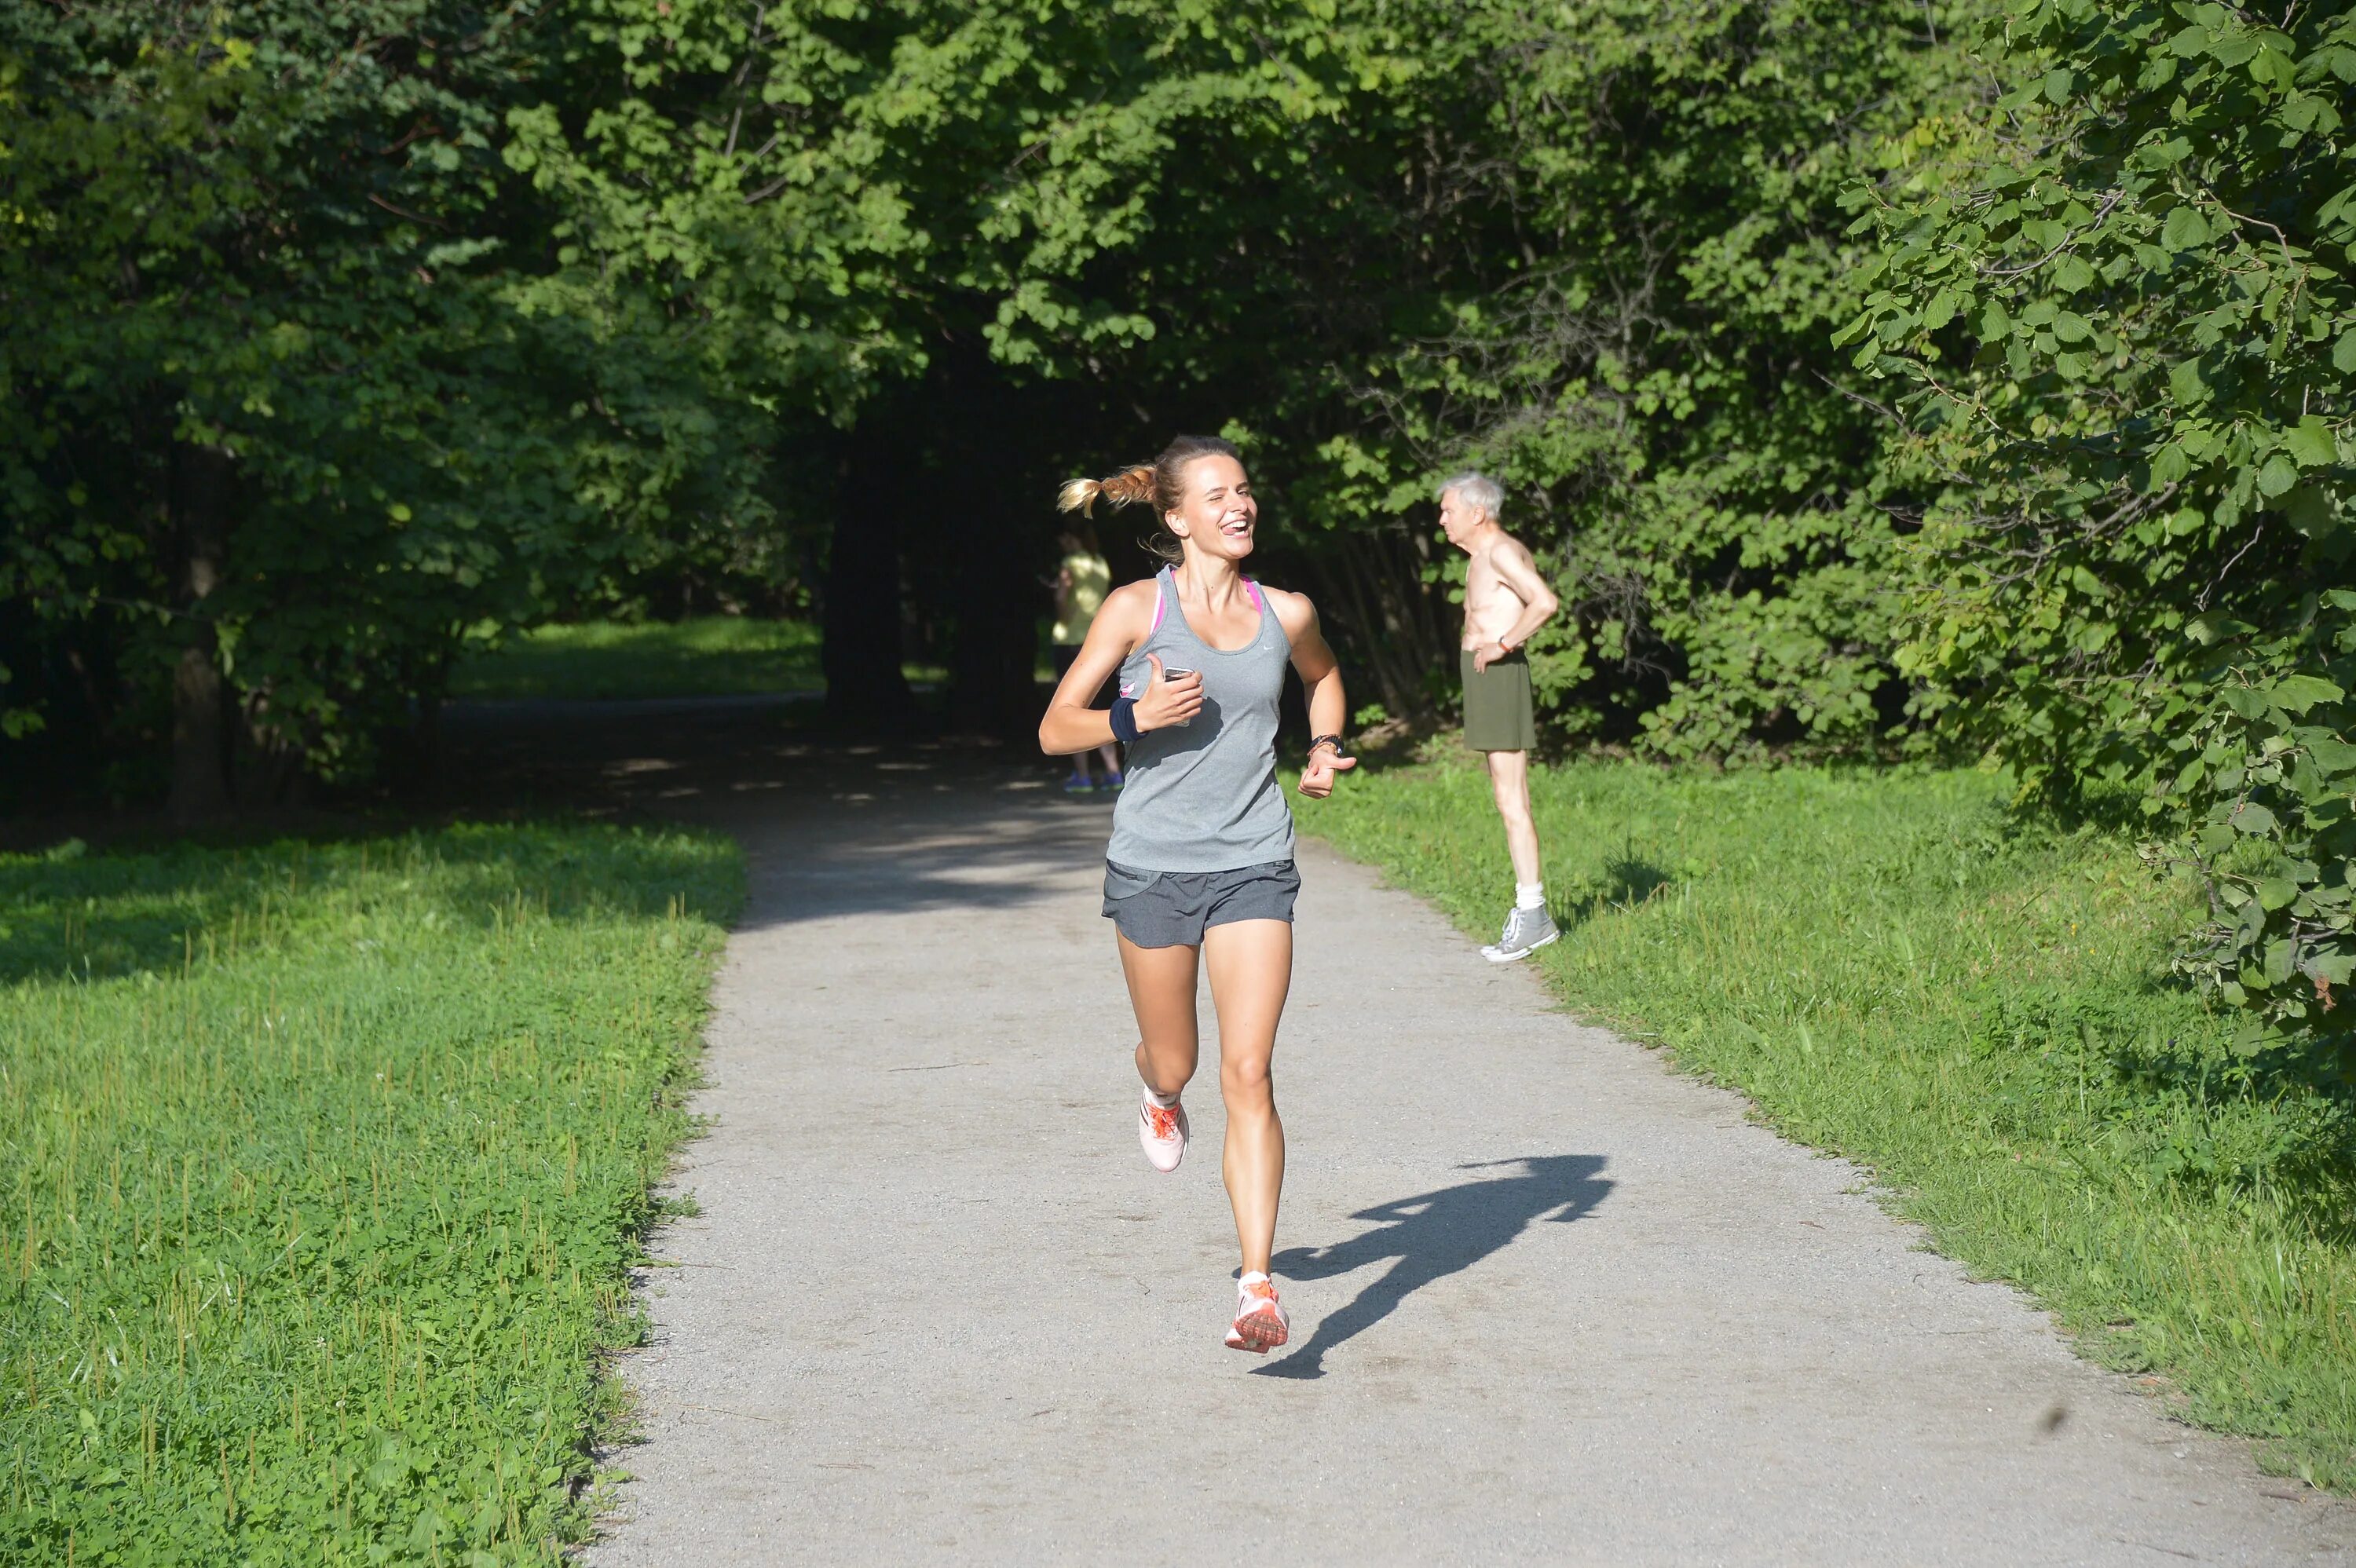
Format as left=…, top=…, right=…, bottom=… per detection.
left=448, top=616, right=958, bottom=701
left=1302, top=755, right=2356, bottom=1489
left=447, top=616, right=825, bottom=700
left=0, top=823, right=743, bottom=1563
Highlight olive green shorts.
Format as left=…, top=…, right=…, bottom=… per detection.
left=1462, top=649, right=1536, bottom=752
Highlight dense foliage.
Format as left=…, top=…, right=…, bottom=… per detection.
left=1842, top=0, right=2355, bottom=1069
left=0, top=824, right=739, bottom=1563
left=0, top=2, right=768, bottom=810
left=1297, top=2, right=1981, bottom=755
left=5, top=0, right=2349, bottom=1050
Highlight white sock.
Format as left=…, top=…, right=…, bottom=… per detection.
left=1145, top=1085, right=1180, bottom=1108
left=1515, top=882, right=1545, bottom=911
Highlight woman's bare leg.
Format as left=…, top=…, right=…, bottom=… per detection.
left=1118, top=932, right=1199, bottom=1098
left=1202, top=918, right=1292, bottom=1276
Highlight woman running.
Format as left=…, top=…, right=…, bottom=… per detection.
left=1039, top=433, right=1355, bottom=1353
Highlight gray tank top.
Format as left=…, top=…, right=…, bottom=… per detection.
left=1105, top=567, right=1296, bottom=872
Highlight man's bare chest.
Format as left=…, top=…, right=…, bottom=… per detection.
left=1465, top=552, right=1522, bottom=612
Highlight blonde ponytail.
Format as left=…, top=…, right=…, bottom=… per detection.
left=1056, top=463, right=1156, bottom=517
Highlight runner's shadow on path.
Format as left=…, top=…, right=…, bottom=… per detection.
left=1257, top=1154, right=1613, bottom=1380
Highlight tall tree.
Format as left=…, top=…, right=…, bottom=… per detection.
left=0, top=2, right=760, bottom=808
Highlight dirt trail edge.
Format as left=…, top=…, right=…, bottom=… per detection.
left=590, top=761, right=2352, bottom=1566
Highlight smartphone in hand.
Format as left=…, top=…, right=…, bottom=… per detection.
left=1162, top=667, right=1196, bottom=726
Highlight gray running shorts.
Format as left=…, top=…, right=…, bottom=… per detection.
left=1102, top=858, right=1300, bottom=948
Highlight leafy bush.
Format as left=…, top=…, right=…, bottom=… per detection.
left=1840, top=0, right=2356, bottom=1066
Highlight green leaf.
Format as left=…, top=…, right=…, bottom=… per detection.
left=2231, top=801, right=2278, bottom=834
left=2161, top=207, right=2209, bottom=251
left=2308, top=735, right=2356, bottom=773
left=2257, top=455, right=2299, bottom=497
left=2257, top=878, right=2300, bottom=911
left=2264, top=674, right=2345, bottom=714
left=2263, top=939, right=2296, bottom=986
left=2284, top=417, right=2340, bottom=468
left=2187, top=612, right=2255, bottom=645
left=2285, top=486, right=2337, bottom=535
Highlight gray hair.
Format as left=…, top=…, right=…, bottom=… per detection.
left=1436, top=471, right=1504, bottom=519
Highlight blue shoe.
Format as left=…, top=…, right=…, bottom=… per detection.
left=1100, top=772, right=1125, bottom=792
left=1063, top=776, right=1094, bottom=795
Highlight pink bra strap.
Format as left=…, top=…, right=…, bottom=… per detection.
left=1243, top=577, right=1264, bottom=612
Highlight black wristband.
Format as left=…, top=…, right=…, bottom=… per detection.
left=1310, top=733, right=1344, bottom=755
left=1110, top=696, right=1141, bottom=744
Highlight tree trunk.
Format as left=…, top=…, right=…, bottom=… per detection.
left=821, top=433, right=914, bottom=729
left=168, top=440, right=234, bottom=823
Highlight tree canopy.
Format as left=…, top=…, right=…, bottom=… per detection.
left=4, top=0, right=2349, bottom=1062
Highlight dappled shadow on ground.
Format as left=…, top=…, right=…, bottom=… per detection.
left=3, top=691, right=1111, bottom=974
left=737, top=789, right=1113, bottom=928
left=1259, top=1154, right=1613, bottom=1380
left=443, top=689, right=1125, bottom=930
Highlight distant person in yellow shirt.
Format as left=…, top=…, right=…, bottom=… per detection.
left=1052, top=524, right=1125, bottom=792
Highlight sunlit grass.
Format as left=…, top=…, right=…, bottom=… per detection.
left=1303, top=755, right=2356, bottom=1489
left=0, top=824, right=743, bottom=1563
left=448, top=616, right=947, bottom=701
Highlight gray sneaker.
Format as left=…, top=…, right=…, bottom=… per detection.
left=1482, top=904, right=1559, bottom=963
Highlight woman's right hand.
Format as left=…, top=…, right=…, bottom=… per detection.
left=1132, top=654, right=1203, bottom=732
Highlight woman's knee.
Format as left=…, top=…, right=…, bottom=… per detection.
left=1220, top=1051, right=1275, bottom=1106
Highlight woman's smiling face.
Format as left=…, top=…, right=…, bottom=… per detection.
left=1164, top=454, right=1257, bottom=562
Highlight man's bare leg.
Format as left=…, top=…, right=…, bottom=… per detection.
left=1480, top=748, right=1557, bottom=961
left=1485, top=748, right=1542, bottom=888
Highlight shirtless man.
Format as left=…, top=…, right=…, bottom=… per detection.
left=1439, top=473, right=1563, bottom=962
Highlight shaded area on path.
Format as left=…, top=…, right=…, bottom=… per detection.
left=1264, top=1154, right=1614, bottom=1380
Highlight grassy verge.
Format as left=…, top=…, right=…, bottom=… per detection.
left=448, top=616, right=943, bottom=701
left=1301, top=755, right=2356, bottom=1488
left=0, top=823, right=743, bottom=1563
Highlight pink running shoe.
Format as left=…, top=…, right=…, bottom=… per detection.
left=1138, top=1087, right=1188, bottom=1173
left=1225, top=1272, right=1290, bottom=1353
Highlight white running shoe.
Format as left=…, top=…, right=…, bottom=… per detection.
left=1138, top=1086, right=1188, bottom=1173
left=1225, top=1272, right=1290, bottom=1353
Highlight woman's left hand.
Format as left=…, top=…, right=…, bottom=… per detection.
left=1297, top=742, right=1357, bottom=799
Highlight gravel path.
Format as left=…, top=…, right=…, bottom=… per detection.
left=591, top=762, right=2354, bottom=1565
